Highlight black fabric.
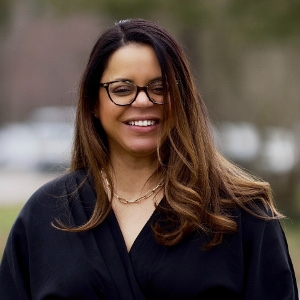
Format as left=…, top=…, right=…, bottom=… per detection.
left=0, top=169, right=298, bottom=299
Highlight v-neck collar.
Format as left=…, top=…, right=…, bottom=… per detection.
left=108, top=203, right=161, bottom=255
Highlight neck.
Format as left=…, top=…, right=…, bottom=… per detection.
left=110, top=151, right=158, bottom=179
left=106, top=152, right=161, bottom=202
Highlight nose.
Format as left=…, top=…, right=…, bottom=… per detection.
left=131, top=88, right=153, bottom=108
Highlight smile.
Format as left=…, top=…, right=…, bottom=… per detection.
left=127, top=120, right=157, bottom=127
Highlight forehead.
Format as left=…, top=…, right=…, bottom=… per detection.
left=101, top=43, right=162, bottom=83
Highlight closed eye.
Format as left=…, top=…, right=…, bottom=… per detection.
left=148, top=81, right=164, bottom=95
left=110, top=83, right=135, bottom=96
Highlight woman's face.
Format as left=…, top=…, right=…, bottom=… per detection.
left=96, top=43, right=164, bottom=159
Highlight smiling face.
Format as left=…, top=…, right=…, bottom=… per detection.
left=96, top=43, right=164, bottom=159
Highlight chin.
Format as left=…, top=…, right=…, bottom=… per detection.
left=128, top=144, right=158, bottom=156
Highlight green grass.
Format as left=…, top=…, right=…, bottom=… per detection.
left=0, top=205, right=299, bottom=283
left=281, top=218, right=300, bottom=281
left=0, top=205, right=23, bottom=258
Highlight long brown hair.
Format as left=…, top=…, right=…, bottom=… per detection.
left=61, top=18, right=283, bottom=249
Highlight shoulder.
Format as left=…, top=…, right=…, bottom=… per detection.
left=19, top=168, right=95, bottom=223
left=233, top=204, right=298, bottom=298
left=233, top=202, right=285, bottom=248
left=26, top=168, right=91, bottom=204
left=30, top=168, right=89, bottom=197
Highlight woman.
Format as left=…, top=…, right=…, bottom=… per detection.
left=0, top=18, right=298, bottom=299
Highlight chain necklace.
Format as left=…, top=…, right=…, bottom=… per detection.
left=101, top=171, right=164, bottom=204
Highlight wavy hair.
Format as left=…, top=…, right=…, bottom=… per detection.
left=63, top=18, right=283, bottom=249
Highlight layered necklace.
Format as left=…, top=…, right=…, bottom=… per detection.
left=101, top=171, right=164, bottom=204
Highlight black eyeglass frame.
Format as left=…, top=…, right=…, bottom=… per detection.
left=99, top=79, right=165, bottom=106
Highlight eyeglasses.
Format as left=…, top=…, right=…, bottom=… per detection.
left=99, top=79, right=165, bottom=106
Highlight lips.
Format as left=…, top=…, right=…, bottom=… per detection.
left=127, top=120, right=157, bottom=127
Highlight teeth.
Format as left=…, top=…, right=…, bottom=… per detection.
left=128, top=120, right=156, bottom=126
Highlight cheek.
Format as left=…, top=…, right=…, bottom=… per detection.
left=98, top=109, right=111, bottom=131
left=96, top=96, right=109, bottom=121
left=96, top=90, right=110, bottom=113
left=97, top=99, right=125, bottom=130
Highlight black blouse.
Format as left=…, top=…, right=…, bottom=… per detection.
left=0, top=169, right=298, bottom=299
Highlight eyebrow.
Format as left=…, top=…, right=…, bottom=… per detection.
left=111, top=77, right=163, bottom=84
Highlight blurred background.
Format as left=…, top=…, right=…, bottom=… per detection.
left=0, top=0, right=299, bottom=280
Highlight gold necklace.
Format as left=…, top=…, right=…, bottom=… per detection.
left=101, top=171, right=164, bottom=204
